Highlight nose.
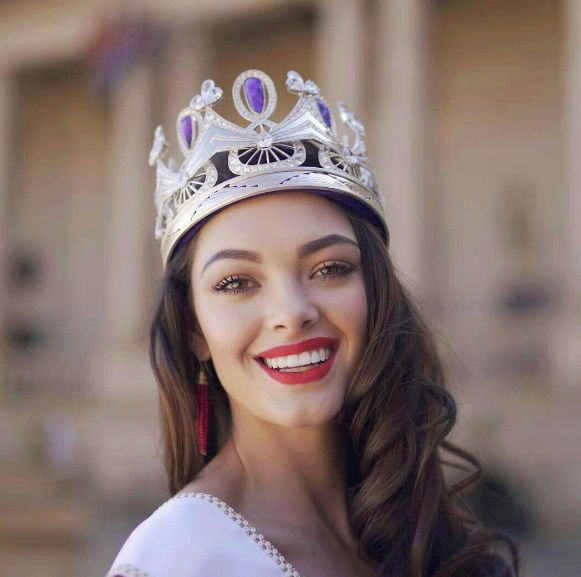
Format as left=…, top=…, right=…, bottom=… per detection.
left=265, top=275, right=319, bottom=333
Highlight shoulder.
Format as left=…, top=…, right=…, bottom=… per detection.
left=106, top=494, right=244, bottom=577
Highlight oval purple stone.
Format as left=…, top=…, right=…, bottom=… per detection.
left=180, top=116, right=193, bottom=148
left=317, top=101, right=332, bottom=128
left=243, top=77, right=265, bottom=114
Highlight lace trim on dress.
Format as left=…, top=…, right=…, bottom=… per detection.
left=162, top=491, right=302, bottom=577
left=107, top=563, right=151, bottom=577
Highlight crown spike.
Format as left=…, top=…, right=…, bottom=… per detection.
left=190, top=79, right=224, bottom=111
left=149, top=126, right=168, bottom=166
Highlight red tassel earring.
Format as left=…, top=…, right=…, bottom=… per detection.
left=196, top=367, right=209, bottom=456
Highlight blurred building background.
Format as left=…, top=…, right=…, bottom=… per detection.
left=0, top=0, right=579, bottom=575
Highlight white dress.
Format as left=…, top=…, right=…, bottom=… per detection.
left=106, top=492, right=302, bottom=577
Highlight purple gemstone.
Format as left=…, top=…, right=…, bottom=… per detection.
left=243, top=77, right=265, bottom=113
left=317, top=101, right=332, bottom=128
left=180, top=116, right=193, bottom=148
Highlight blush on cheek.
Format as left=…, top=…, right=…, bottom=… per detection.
left=342, top=279, right=367, bottom=314
left=198, top=307, right=259, bottom=380
left=350, top=295, right=367, bottom=320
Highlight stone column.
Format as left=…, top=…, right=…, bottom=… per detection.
left=94, top=59, right=156, bottom=399
left=0, top=72, right=15, bottom=395
left=316, top=0, right=366, bottom=115
left=552, top=0, right=581, bottom=390
left=107, top=61, right=153, bottom=347
left=370, top=0, right=429, bottom=292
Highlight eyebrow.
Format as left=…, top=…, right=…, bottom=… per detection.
left=201, top=234, right=359, bottom=276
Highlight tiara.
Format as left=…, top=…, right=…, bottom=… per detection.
left=149, top=69, right=386, bottom=267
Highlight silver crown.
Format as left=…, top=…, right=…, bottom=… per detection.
left=149, top=69, right=386, bottom=267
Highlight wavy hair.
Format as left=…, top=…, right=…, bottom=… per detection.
left=150, top=204, right=519, bottom=577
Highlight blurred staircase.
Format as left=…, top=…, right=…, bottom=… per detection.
left=0, top=463, right=93, bottom=577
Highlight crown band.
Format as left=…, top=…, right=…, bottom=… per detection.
left=149, top=70, right=387, bottom=267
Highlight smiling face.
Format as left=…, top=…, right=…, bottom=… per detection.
left=188, top=192, right=368, bottom=430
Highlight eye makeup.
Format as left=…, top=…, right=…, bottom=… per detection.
left=212, top=260, right=356, bottom=296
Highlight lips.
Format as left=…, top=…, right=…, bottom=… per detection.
left=256, top=337, right=338, bottom=359
left=254, top=337, right=338, bottom=385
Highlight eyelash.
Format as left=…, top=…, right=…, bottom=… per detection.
left=212, top=261, right=356, bottom=296
left=213, top=275, right=251, bottom=295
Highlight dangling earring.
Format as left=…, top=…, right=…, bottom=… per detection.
left=196, top=365, right=209, bottom=456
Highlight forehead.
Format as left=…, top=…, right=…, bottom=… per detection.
left=190, top=191, right=355, bottom=258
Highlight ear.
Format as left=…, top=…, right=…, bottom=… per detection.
left=185, top=310, right=211, bottom=361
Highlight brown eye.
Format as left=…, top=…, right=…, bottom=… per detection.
left=312, top=261, right=355, bottom=280
left=213, top=275, right=255, bottom=295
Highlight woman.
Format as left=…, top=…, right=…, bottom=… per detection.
left=107, top=70, right=518, bottom=577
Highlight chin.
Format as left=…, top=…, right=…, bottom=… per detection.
left=270, top=397, right=344, bottom=428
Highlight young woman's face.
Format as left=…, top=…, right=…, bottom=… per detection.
left=189, top=192, right=367, bottom=429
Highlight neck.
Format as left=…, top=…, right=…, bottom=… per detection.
left=208, top=411, right=355, bottom=546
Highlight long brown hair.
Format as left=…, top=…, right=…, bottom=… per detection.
left=150, top=202, right=519, bottom=577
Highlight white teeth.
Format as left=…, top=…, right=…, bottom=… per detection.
left=261, top=346, right=333, bottom=370
left=287, top=354, right=299, bottom=368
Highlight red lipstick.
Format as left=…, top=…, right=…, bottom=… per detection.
left=256, top=337, right=337, bottom=358
left=254, top=337, right=338, bottom=385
